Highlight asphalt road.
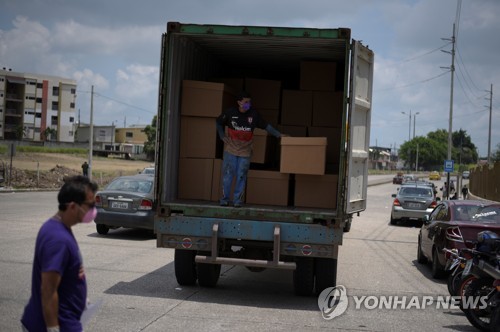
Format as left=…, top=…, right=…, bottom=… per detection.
left=0, top=176, right=476, bottom=331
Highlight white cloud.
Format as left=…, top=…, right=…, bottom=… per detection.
left=115, top=64, right=158, bottom=100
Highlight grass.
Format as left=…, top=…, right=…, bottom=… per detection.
left=2, top=145, right=88, bottom=154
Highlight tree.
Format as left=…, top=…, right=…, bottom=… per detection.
left=398, top=129, right=478, bottom=171
left=143, top=115, right=157, bottom=161
left=43, top=128, right=57, bottom=141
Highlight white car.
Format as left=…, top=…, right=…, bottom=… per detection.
left=462, top=170, right=470, bottom=179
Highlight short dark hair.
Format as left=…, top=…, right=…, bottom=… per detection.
left=237, top=91, right=251, bottom=101
left=58, top=175, right=98, bottom=211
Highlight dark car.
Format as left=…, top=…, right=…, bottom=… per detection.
left=390, top=183, right=438, bottom=225
left=393, top=172, right=404, bottom=184
left=417, top=200, right=500, bottom=278
left=94, top=174, right=155, bottom=235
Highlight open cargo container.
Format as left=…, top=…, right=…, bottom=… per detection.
left=154, top=22, right=374, bottom=295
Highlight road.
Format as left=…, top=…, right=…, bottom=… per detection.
left=0, top=177, right=476, bottom=331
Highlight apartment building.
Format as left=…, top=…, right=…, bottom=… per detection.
left=0, top=68, right=77, bottom=142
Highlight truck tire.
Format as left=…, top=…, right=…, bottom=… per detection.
left=174, top=249, right=197, bottom=286
left=315, top=258, right=337, bottom=295
left=196, top=251, right=221, bottom=287
left=293, top=257, right=315, bottom=296
left=96, top=224, right=109, bottom=235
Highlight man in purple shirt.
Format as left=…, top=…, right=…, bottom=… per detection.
left=21, top=175, right=98, bottom=332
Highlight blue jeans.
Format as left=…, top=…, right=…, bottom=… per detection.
left=221, top=151, right=250, bottom=205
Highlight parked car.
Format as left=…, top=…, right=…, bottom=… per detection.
left=462, top=170, right=470, bottom=179
left=94, top=174, right=155, bottom=235
left=417, top=200, right=500, bottom=278
left=390, top=183, right=438, bottom=225
left=429, top=171, right=441, bottom=181
left=139, top=167, right=155, bottom=175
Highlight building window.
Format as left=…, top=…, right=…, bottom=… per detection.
left=71, top=88, right=76, bottom=94
left=70, top=102, right=75, bottom=109
left=37, top=83, right=43, bottom=89
left=69, top=131, right=74, bottom=136
left=0, top=77, right=4, bottom=82
left=69, top=117, right=74, bottom=123
left=126, top=132, right=133, bottom=138
left=34, top=128, right=40, bottom=133
left=36, top=97, right=42, bottom=104
left=52, top=101, right=58, bottom=111
left=52, top=86, right=59, bottom=96
left=99, top=130, right=106, bottom=137
left=25, top=95, right=36, bottom=100
left=27, top=81, right=36, bottom=86
left=51, top=116, right=58, bottom=125
left=35, top=113, right=42, bottom=118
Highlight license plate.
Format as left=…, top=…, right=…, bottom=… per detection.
left=111, top=201, right=129, bottom=209
left=407, top=202, right=420, bottom=208
left=463, top=259, right=473, bottom=276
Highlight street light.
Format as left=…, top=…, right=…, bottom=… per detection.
left=413, top=112, right=420, bottom=139
left=401, top=110, right=412, bottom=141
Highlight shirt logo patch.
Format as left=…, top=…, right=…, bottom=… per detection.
left=247, top=117, right=253, bottom=124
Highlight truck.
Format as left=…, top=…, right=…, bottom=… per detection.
left=154, top=22, right=373, bottom=296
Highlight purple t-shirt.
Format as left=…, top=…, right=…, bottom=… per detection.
left=21, top=218, right=87, bottom=332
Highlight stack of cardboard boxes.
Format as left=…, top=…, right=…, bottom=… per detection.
left=178, top=62, right=342, bottom=209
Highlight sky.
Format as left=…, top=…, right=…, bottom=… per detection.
left=0, top=0, right=499, bottom=158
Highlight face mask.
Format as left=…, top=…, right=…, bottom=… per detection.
left=80, top=206, right=97, bottom=224
left=241, top=102, right=251, bottom=111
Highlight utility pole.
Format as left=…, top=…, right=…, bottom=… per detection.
left=401, top=110, right=411, bottom=141
left=441, top=23, right=456, bottom=199
left=413, top=112, right=420, bottom=139
left=89, top=85, right=94, bottom=180
left=487, top=84, right=493, bottom=164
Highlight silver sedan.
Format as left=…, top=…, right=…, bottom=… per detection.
left=390, top=184, right=437, bottom=225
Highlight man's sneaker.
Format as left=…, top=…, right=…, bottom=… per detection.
left=220, top=201, right=229, bottom=207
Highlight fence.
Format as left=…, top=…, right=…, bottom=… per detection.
left=469, top=161, right=500, bottom=202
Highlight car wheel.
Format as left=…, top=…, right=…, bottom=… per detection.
left=390, top=214, right=397, bottom=225
left=293, top=257, right=315, bottom=296
left=431, top=248, right=445, bottom=279
left=96, top=224, right=109, bottom=235
left=174, top=249, right=197, bottom=286
left=417, top=237, right=428, bottom=264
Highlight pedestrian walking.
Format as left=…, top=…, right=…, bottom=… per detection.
left=21, top=175, right=98, bottom=332
left=462, top=185, right=469, bottom=200
left=81, top=161, right=89, bottom=177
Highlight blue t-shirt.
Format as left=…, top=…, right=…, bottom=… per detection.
left=21, top=218, right=87, bottom=332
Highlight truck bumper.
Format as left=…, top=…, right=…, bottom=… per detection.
left=155, top=215, right=342, bottom=259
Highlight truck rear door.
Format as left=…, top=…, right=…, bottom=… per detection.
left=346, top=40, right=374, bottom=214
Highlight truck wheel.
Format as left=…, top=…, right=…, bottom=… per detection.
left=315, top=258, right=337, bottom=295
left=343, top=220, right=352, bottom=233
left=196, top=251, right=221, bottom=287
left=293, top=257, right=315, bottom=296
left=96, top=224, right=109, bottom=235
left=174, top=249, right=197, bottom=286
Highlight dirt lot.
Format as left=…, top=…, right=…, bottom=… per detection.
left=0, top=152, right=153, bottom=189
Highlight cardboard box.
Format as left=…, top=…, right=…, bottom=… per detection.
left=180, top=116, right=221, bottom=159
left=210, top=78, right=244, bottom=92
left=312, top=91, right=343, bottom=127
left=281, top=90, right=313, bottom=126
left=308, top=127, right=341, bottom=164
left=246, top=170, right=289, bottom=206
left=280, top=137, right=327, bottom=175
left=181, top=80, right=236, bottom=117
left=178, top=158, right=214, bottom=201
left=277, top=125, right=307, bottom=137
left=257, top=108, right=280, bottom=127
left=300, top=61, right=336, bottom=91
left=245, top=78, right=281, bottom=109
left=295, top=174, right=338, bottom=209
left=251, top=128, right=272, bottom=164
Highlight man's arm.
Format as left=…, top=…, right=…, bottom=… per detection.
left=41, top=271, right=61, bottom=329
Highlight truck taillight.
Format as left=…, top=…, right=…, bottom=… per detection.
left=95, top=195, right=102, bottom=207
left=445, top=226, right=464, bottom=242
left=429, top=201, right=437, bottom=208
left=393, top=199, right=401, bottom=206
left=139, top=199, right=153, bottom=210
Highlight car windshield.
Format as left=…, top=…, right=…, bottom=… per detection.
left=107, top=178, right=153, bottom=193
left=399, top=187, right=433, bottom=197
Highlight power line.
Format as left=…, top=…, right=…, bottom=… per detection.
left=392, top=42, right=452, bottom=65
left=375, top=70, right=450, bottom=92
left=76, top=89, right=156, bottom=115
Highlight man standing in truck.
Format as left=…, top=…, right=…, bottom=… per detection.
left=216, top=91, right=283, bottom=207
